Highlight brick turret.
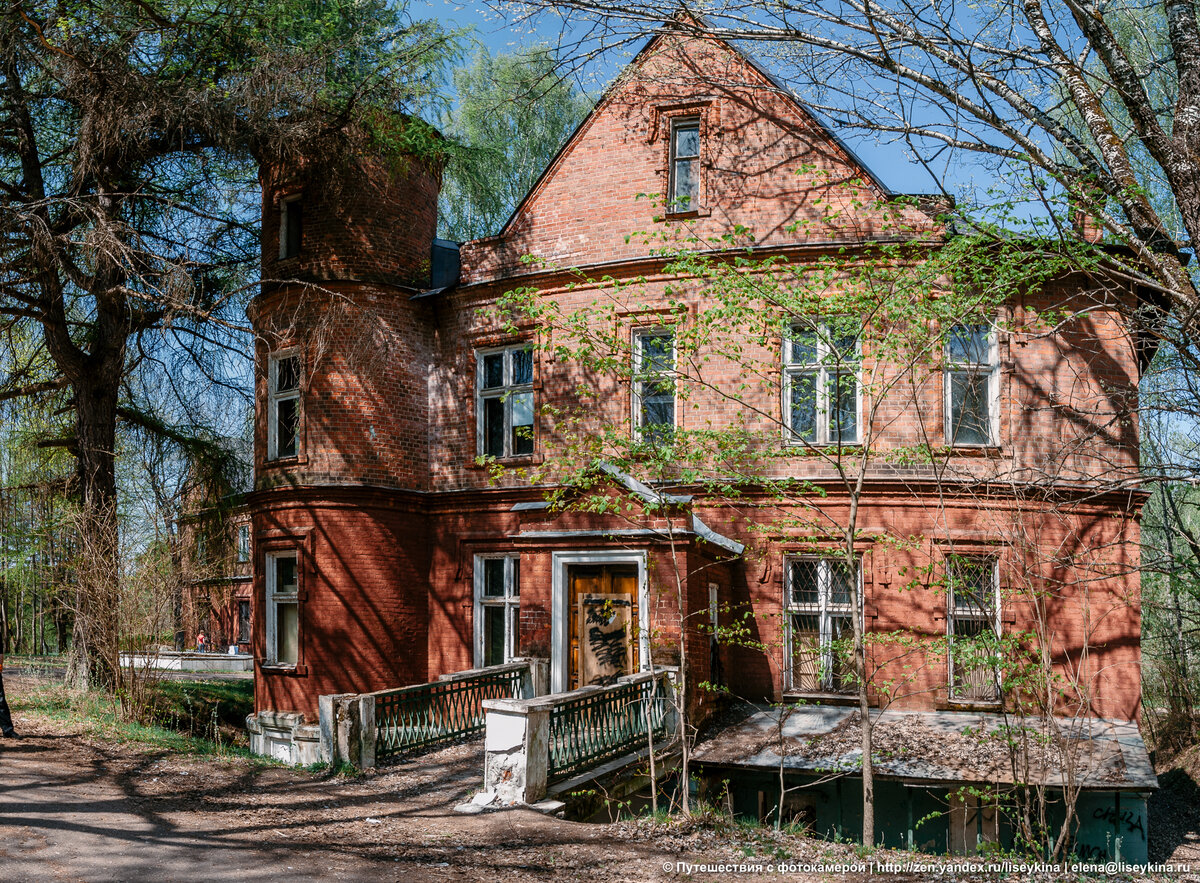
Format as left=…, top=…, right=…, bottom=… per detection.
left=246, top=130, right=446, bottom=715
left=260, top=133, right=442, bottom=289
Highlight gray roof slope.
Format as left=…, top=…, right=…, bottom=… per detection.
left=693, top=704, right=1157, bottom=791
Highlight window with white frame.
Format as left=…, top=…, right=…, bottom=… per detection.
left=267, top=351, right=301, bottom=460
left=236, top=524, right=251, bottom=563
left=279, top=194, right=302, bottom=260
left=475, top=556, right=520, bottom=667
left=477, top=345, right=534, bottom=459
left=783, top=321, right=860, bottom=445
left=944, top=323, right=998, bottom=446
left=784, top=556, right=859, bottom=693
left=946, top=555, right=1000, bottom=702
left=265, top=551, right=299, bottom=666
left=668, top=118, right=700, bottom=211
left=633, top=330, right=676, bottom=444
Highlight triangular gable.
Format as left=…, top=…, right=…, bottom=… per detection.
left=501, top=21, right=893, bottom=236
left=460, top=22, right=935, bottom=282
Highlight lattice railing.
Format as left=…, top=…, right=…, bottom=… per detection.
left=375, top=663, right=526, bottom=760
left=547, top=674, right=673, bottom=781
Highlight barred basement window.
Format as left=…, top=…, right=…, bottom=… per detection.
left=784, top=556, right=859, bottom=693
left=783, top=320, right=860, bottom=445
left=945, top=323, right=998, bottom=446
left=265, top=551, right=299, bottom=667
left=946, top=556, right=1001, bottom=702
left=475, top=556, right=520, bottom=667
left=668, top=118, right=700, bottom=211
left=477, top=345, right=534, bottom=459
left=632, top=330, right=676, bottom=444
left=267, top=351, right=301, bottom=460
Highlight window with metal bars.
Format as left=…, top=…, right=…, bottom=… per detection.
left=238, top=600, right=251, bottom=644
left=784, top=556, right=859, bottom=693
left=946, top=555, right=1001, bottom=702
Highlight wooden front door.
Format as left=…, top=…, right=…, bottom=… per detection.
left=568, top=563, right=639, bottom=688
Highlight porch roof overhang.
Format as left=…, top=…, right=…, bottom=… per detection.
left=506, top=462, right=745, bottom=556
left=692, top=705, right=1157, bottom=792
left=508, top=515, right=743, bottom=556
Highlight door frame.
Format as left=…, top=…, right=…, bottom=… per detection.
left=551, top=549, right=649, bottom=693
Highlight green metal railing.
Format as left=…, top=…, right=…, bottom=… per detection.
left=375, top=664, right=526, bottom=760
left=547, top=674, right=673, bottom=781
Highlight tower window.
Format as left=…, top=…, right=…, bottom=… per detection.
left=265, top=551, right=299, bottom=667
left=279, top=195, right=303, bottom=260
left=267, top=351, right=301, bottom=460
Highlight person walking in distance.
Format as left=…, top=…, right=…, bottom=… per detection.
left=0, top=653, right=19, bottom=738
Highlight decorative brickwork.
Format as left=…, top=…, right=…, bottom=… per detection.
left=246, top=28, right=1145, bottom=730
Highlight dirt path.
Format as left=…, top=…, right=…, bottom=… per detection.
left=4, top=682, right=1198, bottom=882
left=0, top=708, right=757, bottom=883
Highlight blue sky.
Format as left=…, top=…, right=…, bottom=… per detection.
left=410, top=1, right=941, bottom=195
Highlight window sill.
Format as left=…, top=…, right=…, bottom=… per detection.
left=661, top=207, right=711, bottom=220
left=940, top=698, right=1001, bottom=711
left=942, top=445, right=1002, bottom=458
left=264, top=454, right=307, bottom=467
left=782, top=691, right=864, bottom=707
left=260, top=663, right=308, bottom=677
left=783, top=439, right=863, bottom=451
left=469, top=453, right=543, bottom=470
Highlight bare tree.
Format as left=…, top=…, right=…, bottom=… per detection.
left=0, top=0, right=459, bottom=689
left=492, top=2, right=1198, bottom=338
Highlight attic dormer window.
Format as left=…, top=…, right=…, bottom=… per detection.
left=669, top=118, right=700, bottom=212
left=279, top=194, right=302, bottom=260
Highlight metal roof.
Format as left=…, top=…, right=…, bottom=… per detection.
left=693, top=704, right=1158, bottom=792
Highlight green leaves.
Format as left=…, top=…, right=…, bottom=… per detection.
left=438, top=47, right=591, bottom=241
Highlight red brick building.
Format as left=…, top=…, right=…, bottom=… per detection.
left=179, top=501, right=252, bottom=654
left=247, top=24, right=1147, bottom=768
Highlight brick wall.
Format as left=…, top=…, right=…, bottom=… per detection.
left=460, top=31, right=936, bottom=284
left=244, top=28, right=1146, bottom=728
left=251, top=283, right=435, bottom=492
left=260, top=150, right=440, bottom=289
left=252, top=489, right=431, bottom=719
